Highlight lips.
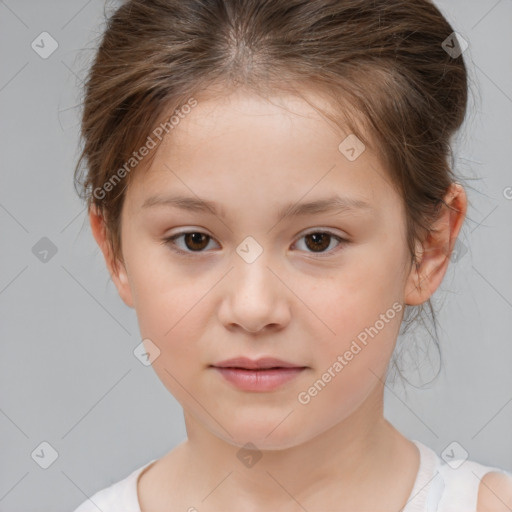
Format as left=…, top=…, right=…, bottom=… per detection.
left=211, top=356, right=304, bottom=370
left=210, top=357, right=308, bottom=392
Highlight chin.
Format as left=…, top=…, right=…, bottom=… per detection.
left=212, top=416, right=314, bottom=452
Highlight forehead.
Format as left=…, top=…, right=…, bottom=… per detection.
left=124, top=87, right=399, bottom=219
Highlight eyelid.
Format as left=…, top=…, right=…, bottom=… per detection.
left=161, top=228, right=219, bottom=258
left=162, top=227, right=349, bottom=258
left=291, top=229, right=348, bottom=258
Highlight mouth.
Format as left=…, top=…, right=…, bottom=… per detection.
left=210, top=357, right=308, bottom=392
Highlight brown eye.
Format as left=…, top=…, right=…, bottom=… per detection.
left=304, top=233, right=331, bottom=252
left=182, top=232, right=210, bottom=251
left=163, top=231, right=218, bottom=256
left=163, top=230, right=347, bottom=258
left=294, top=230, right=347, bottom=256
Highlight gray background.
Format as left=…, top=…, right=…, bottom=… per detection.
left=0, top=1, right=511, bottom=511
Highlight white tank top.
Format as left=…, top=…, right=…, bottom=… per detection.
left=406, top=440, right=512, bottom=511
left=72, top=440, right=512, bottom=512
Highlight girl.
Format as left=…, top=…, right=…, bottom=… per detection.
left=73, top=0, right=512, bottom=510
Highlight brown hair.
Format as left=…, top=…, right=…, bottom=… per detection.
left=74, top=0, right=469, bottom=385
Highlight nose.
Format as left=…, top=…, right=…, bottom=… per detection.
left=217, top=252, right=291, bottom=334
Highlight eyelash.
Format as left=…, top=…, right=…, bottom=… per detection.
left=161, top=229, right=349, bottom=258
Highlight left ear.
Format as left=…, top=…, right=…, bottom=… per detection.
left=404, top=182, right=467, bottom=306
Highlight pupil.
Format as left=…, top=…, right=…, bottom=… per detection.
left=306, top=233, right=330, bottom=252
left=186, top=232, right=208, bottom=251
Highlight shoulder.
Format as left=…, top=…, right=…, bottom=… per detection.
left=477, top=471, right=512, bottom=512
left=72, top=459, right=156, bottom=512
left=72, top=485, right=117, bottom=512
left=428, top=445, right=512, bottom=512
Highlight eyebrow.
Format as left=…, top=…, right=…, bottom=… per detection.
left=141, top=194, right=373, bottom=222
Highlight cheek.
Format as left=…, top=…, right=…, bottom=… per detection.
left=295, top=255, right=404, bottom=344
left=127, top=272, right=211, bottom=399
left=125, top=239, right=202, bottom=332
left=137, top=293, right=208, bottom=407
left=294, top=302, right=402, bottom=433
left=134, top=283, right=207, bottom=354
left=295, top=254, right=404, bottom=387
left=312, top=296, right=402, bottom=391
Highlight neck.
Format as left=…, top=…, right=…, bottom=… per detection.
left=177, top=383, right=408, bottom=511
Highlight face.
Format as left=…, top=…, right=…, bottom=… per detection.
left=105, top=87, right=417, bottom=449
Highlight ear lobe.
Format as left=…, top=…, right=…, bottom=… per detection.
left=404, top=183, right=467, bottom=306
left=88, top=205, right=135, bottom=308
